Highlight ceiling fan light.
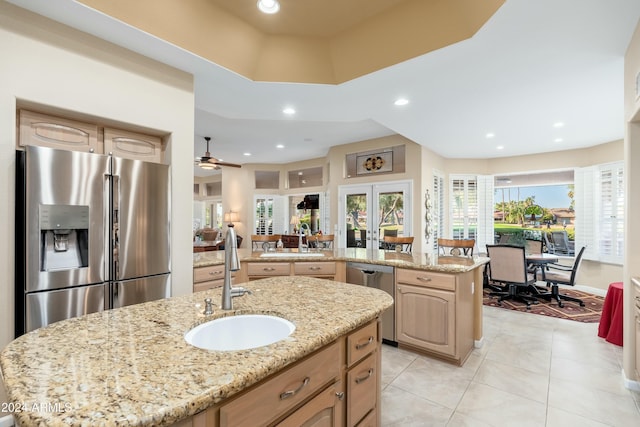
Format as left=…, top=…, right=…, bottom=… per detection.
left=257, top=0, right=280, bottom=14
left=198, top=161, right=215, bottom=170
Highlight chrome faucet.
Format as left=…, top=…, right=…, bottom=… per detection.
left=298, top=223, right=310, bottom=251
left=221, top=224, right=250, bottom=310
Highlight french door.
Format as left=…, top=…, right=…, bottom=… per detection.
left=338, top=181, right=412, bottom=249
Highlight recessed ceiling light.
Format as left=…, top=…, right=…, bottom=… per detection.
left=257, top=0, right=280, bottom=14
left=298, top=171, right=303, bottom=176
left=276, top=144, right=285, bottom=149
left=394, top=98, right=409, bottom=106
left=554, top=138, right=564, bottom=143
left=486, top=132, right=495, bottom=139
left=243, top=152, right=251, bottom=156
left=496, top=145, right=504, bottom=150
left=283, top=107, right=296, bottom=115
left=553, top=122, right=564, bottom=128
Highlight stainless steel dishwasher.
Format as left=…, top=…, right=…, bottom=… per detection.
left=346, top=262, right=396, bottom=345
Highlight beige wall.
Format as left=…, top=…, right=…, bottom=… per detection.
left=0, top=1, right=195, bottom=405
left=624, top=19, right=640, bottom=383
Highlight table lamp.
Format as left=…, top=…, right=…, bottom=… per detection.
left=290, top=216, right=300, bottom=234
left=224, top=211, right=240, bottom=227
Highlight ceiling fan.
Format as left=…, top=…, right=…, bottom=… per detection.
left=196, top=136, right=242, bottom=169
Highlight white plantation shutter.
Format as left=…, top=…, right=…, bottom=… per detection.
left=476, top=175, right=494, bottom=254
left=449, top=175, right=478, bottom=240
left=321, top=191, right=331, bottom=234
left=575, top=162, right=624, bottom=264
left=272, top=195, right=286, bottom=234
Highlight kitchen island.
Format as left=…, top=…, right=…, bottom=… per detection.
left=194, top=248, right=489, bottom=349
left=0, top=277, right=393, bottom=426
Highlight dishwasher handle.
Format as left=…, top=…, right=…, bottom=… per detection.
left=361, top=270, right=382, bottom=288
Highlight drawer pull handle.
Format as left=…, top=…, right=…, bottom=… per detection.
left=208, top=270, right=223, bottom=276
left=263, top=267, right=276, bottom=271
left=280, top=377, right=310, bottom=400
left=417, top=277, right=432, bottom=282
left=355, top=336, right=374, bottom=350
left=355, top=369, right=374, bottom=384
left=309, top=266, right=321, bottom=271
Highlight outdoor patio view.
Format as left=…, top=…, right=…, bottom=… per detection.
left=494, top=184, right=575, bottom=254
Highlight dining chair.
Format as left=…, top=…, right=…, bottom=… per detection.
left=550, top=231, right=575, bottom=255
left=524, top=238, right=544, bottom=279
left=485, top=244, right=539, bottom=309
left=437, top=238, right=475, bottom=257
left=382, top=236, right=413, bottom=253
left=251, top=234, right=281, bottom=250
left=308, top=234, right=334, bottom=249
left=538, top=246, right=586, bottom=307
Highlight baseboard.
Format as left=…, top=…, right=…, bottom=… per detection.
left=623, top=369, right=640, bottom=392
left=574, top=285, right=606, bottom=297
left=0, top=415, right=14, bottom=427
left=474, top=337, right=484, bottom=348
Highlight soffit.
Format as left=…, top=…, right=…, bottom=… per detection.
left=77, top=0, right=504, bottom=84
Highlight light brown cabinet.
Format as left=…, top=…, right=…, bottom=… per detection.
left=104, top=127, right=163, bottom=162
left=19, top=109, right=99, bottom=152
left=18, top=110, right=164, bottom=163
left=178, top=318, right=381, bottom=427
left=243, top=261, right=341, bottom=281
left=193, top=265, right=234, bottom=292
left=395, top=268, right=474, bottom=365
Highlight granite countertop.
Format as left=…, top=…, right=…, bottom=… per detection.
left=0, top=277, right=393, bottom=427
left=194, top=248, right=489, bottom=273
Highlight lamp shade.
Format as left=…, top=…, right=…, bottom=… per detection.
left=290, top=216, right=300, bottom=226
left=224, top=211, right=240, bottom=223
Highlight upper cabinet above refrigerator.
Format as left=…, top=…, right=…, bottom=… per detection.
left=18, top=109, right=164, bottom=163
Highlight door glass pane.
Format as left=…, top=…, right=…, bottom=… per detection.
left=378, top=191, right=404, bottom=240
left=346, top=193, right=367, bottom=248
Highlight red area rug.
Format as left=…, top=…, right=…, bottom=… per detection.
left=483, top=287, right=604, bottom=323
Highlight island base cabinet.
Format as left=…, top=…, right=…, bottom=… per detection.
left=277, top=381, right=343, bottom=427
left=395, top=269, right=474, bottom=366
left=396, top=284, right=456, bottom=356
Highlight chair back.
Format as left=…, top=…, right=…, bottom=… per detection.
left=383, top=236, right=413, bottom=253
left=550, top=231, right=570, bottom=252
left=524, top=239, right=542, bottom=255
left=438, top=238, right=475, bottom=256
left=568, top=246, right=586, bottom=285
left=309, top=234, right=334, bottom=249
left=486, top=244, right=530, bottom=285
left=251, top=234, right=281, bottom=250
left=543, top=232, right=555, bottom=253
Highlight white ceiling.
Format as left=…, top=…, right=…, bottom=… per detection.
left=8, top=0, right=640, bottom=178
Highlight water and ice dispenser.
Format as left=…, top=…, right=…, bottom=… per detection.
left=39, top=205, right=89, bottom=272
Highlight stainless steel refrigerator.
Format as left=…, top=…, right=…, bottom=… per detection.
left=15, top=146, right=171, bottom=336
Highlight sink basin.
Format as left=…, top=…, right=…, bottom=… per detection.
left=260, top=252, right=325, bottom=258
left=185, top=314, right=295, bottom=351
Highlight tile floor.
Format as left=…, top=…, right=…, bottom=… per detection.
left=381, top=305, right=640, bottom=426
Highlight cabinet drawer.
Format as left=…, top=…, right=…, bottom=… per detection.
left=396, top=268, right=456, bottom=291
left=193, top=280, right=223, bottom=293
left=347, top=321, right=377, bottom=367
left=294, top=262, right=336, bottom=276
left=194, top=265, right=225, bottom=283
left=347, top=353, right=377, bottom=427
left=220, top=341, right=341, bottom=427
left=247, top=262, right=291, bottom=276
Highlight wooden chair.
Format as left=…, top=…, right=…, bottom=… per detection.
left=524, top=239, right=544, bottom=278
left=486, top=244, right=539, bottom=309
left=308, top=234, right=334, bottom=249
left=437, top=238, right=475, bottom=257
left=251, top=234, right=281, bottom=251
left=382, top=236, right=413, bottom=253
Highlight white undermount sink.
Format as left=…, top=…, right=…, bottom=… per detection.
left=259, top=252, right=325, bottom=258
left=185, top=314, right=295, bottom=351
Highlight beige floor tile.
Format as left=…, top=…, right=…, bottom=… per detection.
left=550, top=357, right=629, bottom=396
left=456, top=382, right=547, bottom=427
left=381, top=384, right=453, bottom=426
left=546, top=406, right=612, bottom=427
left=389, top=357, right=473, bottom=409
left=446, top=412, right=494, bottom=427
left=548, top=378, right=640, bottom=426
left=485, top=336, right=552, bottom=375
left=473, top=358, right=549, bottom=403
left=381, top=344, right=417, bottom=388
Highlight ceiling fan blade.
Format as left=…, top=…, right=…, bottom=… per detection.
left=208, top=159, right=242, bottom=168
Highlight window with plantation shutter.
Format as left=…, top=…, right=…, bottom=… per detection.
left=432, top=171, right=445, bottom=251
left=450, top=175, right=478, bottom=240
left=575, top=162, right=624, bottom=264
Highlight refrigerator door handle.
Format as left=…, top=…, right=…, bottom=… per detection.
left=112, top=174, right=120, bottom=280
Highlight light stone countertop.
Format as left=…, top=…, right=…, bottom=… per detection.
left=194, top=247, right=489, bottom=273
left=0, top=277, right=393, bottom=427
